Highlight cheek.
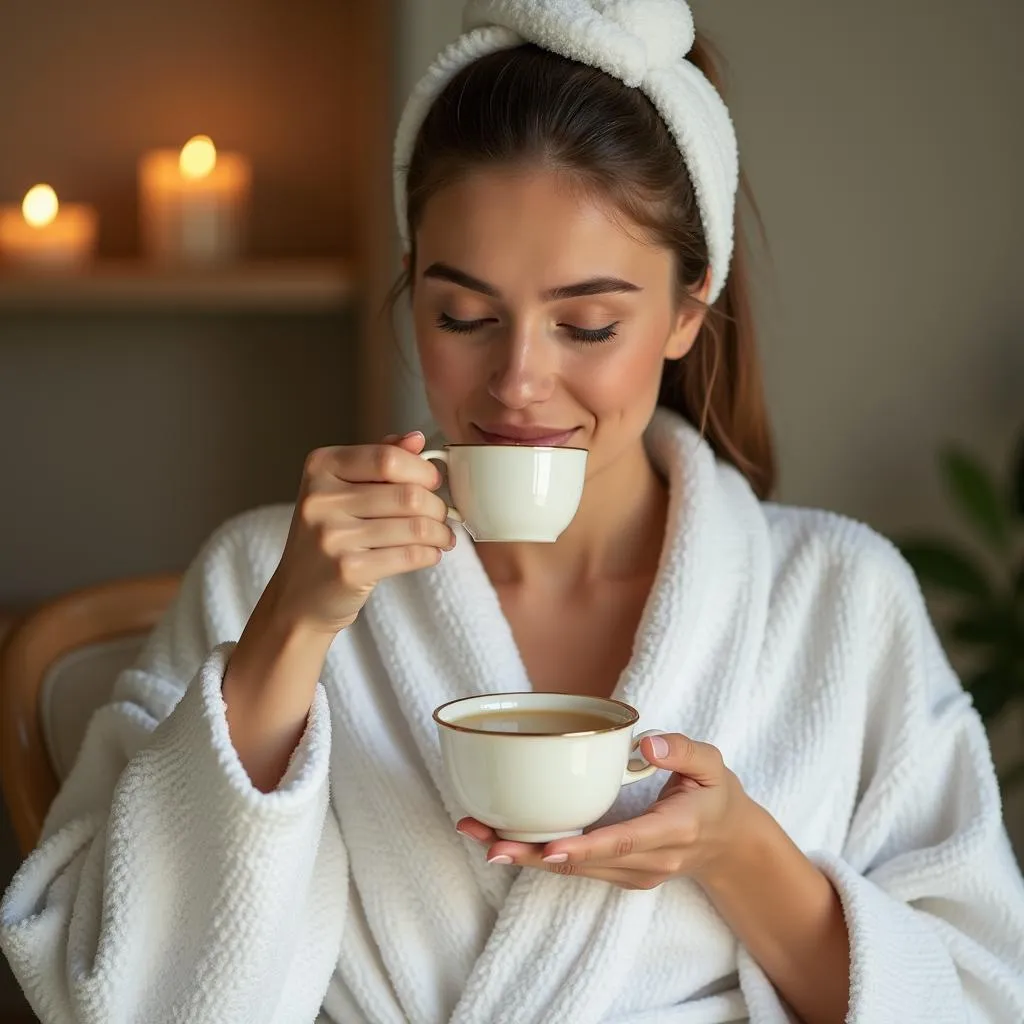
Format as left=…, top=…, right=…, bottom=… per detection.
left=567, top=336, right=666, bottom=415
left=416, top=330, right=483, bottom=406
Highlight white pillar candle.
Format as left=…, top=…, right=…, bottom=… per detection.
left=0, top=185, right=97, bottom=270
left=139, top=135, right=251, bottom=266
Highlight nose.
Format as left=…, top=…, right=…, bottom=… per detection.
left=487, top=330, right=557, bottom=409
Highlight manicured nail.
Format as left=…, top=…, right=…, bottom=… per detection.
left=487, top=854, right=514, bottom=865
left=649, top=735, right=670, bottom=759
left=403, top=430, right=424, bottom=441
left=542, top=853, right=569, bottom=864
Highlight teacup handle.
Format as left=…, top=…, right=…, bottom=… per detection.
left=419, top=450, right=464, bottom=524
left=622, top=730, right=665, bottom=785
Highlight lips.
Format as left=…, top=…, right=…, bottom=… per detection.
left=473, top=423, right=580, bottom=446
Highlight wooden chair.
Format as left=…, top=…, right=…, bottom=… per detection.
left=0, top=575, right=180, bottom=856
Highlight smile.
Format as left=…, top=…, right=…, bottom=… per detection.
left=473, top=424, right=581, bottom=447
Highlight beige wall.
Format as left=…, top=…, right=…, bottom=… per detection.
left=689, top=0, right=1023, bottom=536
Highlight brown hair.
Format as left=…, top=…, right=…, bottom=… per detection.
left=396, top=39, right=776, bottom=499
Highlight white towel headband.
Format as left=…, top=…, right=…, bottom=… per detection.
left=393, top=0, right=739, bottom=304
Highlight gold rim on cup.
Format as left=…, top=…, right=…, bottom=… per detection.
left=432, top=692, right=640, bottom=738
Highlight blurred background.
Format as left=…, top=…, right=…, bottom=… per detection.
left=0, top=0, right=1021, bottom=1016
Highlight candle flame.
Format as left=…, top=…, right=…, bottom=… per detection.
left=22, top=184, right=59, bottom=228
left=179, top=135, right=217, bottom=180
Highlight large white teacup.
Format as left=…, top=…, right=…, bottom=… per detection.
left=420, top=444, right=587, bottom=543
left=434, top=691, right=663, bottom=843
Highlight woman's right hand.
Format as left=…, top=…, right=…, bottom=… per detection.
left=266, top=430, right=455, bottom=636
left=224, top=430, right=451, bottom=791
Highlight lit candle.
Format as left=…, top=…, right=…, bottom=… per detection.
left=139, top=135, right=251, bottom=265
left=0, top=185, right=97, bottom=270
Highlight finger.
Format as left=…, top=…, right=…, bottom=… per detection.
left=486, top=809, right=678, bottom=867
left=488, top=839, right=677, bottom=876
left=382, top=429, right=423, bottom=447
left=339, top=482, right=451, bottom=524
left=307, top=443, right=440, bottom=488
left=337, top=544, right=443, bottom=587
left=536, top=809, right=673, bottom=865
left=343, top=516, right=454, bottom=553
left=455, top=818, right=495, bottom=844
left=483, top=807, right=668, bottom=865
left=639, top=732, right=725, bottom=786
left=393, top=430, right=426, bottom=453
left=483, top=839, right=544, bottom=865
left=296, top=486, right=453, bottom=545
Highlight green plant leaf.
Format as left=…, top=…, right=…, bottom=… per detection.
left=1013, top=432, right=1024, bottom=519
left=966, top=665, right=1020, bottom=720
left=941, top=446, right=1012, bottom=551
left=898, top=540, right=992, bottom=599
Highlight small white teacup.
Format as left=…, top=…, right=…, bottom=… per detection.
left=433, top=691, right=663, bottom=843
left=420, top=444, right=587, bottom=543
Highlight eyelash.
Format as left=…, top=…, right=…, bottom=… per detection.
left=435, top=312, right=620, bottom=345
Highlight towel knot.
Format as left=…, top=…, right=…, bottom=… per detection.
left=595, top=0, right=695, bottom=71
left=462, top=1, right=696, bottom=84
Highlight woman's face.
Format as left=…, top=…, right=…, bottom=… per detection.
left=411, top=167, right=706, bottom=476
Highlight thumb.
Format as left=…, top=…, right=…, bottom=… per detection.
left=640, top=733, right=724, bottom=785
left=384, top=430, right=426, bottom=453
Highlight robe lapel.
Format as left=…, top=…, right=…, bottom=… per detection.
left=348, top=410, right=771, bottom=1023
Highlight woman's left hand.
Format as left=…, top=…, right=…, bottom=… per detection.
left=457, top=733, right=755, bottom=890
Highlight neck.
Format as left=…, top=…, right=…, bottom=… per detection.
left=475, top=438, right=669, bottom=589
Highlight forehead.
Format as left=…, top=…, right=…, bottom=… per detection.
left=414, top=167, right=670, bottom=287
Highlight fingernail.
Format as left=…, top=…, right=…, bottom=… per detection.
left=649, top=735, right=669, bottom=759
left=542, top=853, right=569, bottom=864
left=487, top=854, right=514, bottom=865
left=403, top=430, right=424, bottom=440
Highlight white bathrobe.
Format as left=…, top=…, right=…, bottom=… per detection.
left=3, top=410, right=1023, bottom=1024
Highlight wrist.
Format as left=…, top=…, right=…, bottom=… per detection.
left=693, top=790, right=776, bottom=894
left=223, top=589, right=331, bottom=792
left=258, top=572, right=340, bottom=645
left=227, top=582, right=334, bottom=705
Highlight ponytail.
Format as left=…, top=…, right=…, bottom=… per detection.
left=658, top=38, right=776, bottom=500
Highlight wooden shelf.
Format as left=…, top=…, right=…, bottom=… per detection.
left=0, top=259, right=356, bottom=312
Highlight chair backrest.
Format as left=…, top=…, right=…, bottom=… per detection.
left=0, top=575, right=180, bottom=856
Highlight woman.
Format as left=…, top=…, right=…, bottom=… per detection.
left=3, top=2, right=1023, bottom=1022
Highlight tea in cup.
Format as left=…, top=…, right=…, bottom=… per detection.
left=420, top=444, right=587, bottom=543
left=433, top=691, right=663, bottom=842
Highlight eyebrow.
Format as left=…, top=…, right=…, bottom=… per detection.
left=422, top=261, right=642, bottom=301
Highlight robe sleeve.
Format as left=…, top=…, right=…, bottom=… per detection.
left=1, top=513, right=347, bottom=1023
left=745, top=540, right=1024, bottom=1019
left=740, top=547, right=1024, bottom=1022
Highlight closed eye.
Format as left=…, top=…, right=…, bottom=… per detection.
left=436, top=312, right=620, bottom=344
left=436, top=312, right=494, bottom=334
left=563, top=322, right=619, bottom=344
